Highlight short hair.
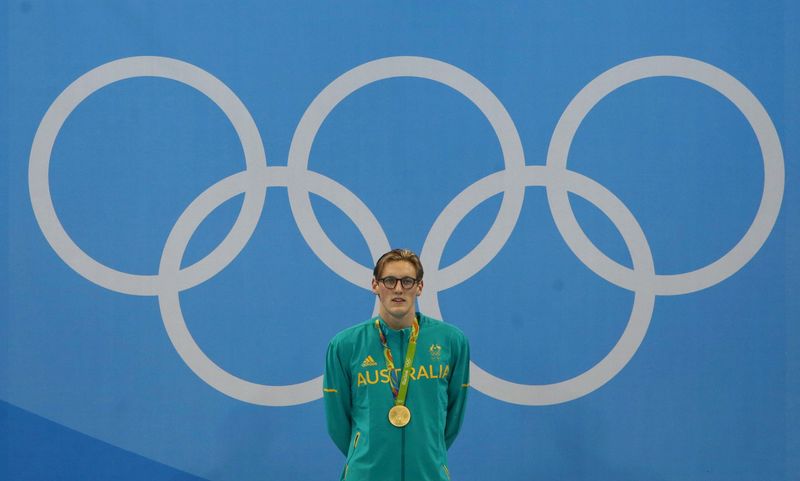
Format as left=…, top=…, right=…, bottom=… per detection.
left=373, top=248, right=424, bottom=280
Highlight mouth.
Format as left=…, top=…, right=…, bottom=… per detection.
left=391, top=298, right=405, bottom=303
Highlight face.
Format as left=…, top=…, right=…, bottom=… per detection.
left=371, top=260, right=423, bottom=323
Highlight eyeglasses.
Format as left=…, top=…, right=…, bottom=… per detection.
left=377, top=276, right=419, bottom=289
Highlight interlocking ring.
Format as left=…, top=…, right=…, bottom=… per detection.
left=29, top=55, right=784, bottom=406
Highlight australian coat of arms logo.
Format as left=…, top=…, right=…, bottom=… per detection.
left=429, top=343, right=442, bottom=361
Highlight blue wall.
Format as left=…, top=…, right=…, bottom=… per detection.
left=2, top=1, right=798, bottom=480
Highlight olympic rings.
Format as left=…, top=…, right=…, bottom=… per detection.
left=29, top=55, right=784, bottom=406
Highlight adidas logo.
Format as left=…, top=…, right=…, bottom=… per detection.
left=361, top=355, right=378, bottom=367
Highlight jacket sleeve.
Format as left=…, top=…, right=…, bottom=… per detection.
left=324, top=338, right=352, bottom=456
left=444, top=332, right=470, bottom=449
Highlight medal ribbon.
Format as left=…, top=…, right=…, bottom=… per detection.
left=374, top=316, right=419, bottom=406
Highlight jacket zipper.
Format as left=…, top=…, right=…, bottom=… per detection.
left=344, top=432, right=360, bottom=479
left=400, top=332, right=406, bottom=481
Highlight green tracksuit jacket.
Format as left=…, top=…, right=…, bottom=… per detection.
left=324, top=313, right=470, bottom=481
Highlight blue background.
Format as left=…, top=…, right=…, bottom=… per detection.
left=2, top=1, right=798, bottom=480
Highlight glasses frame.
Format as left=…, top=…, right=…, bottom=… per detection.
left=377, top=276, right=420, bottom=290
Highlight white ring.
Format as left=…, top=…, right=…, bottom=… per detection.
left=28, top=56, right=268, bottom=295
left=419, top=166, right=656, bottom=405
left=287, top=56, right=526, bottom=288
left=545, top=56, right=784, bottom=295
left=157, top=166, right=390, bottom=405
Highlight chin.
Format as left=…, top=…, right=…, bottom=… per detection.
left=386, top=306, right=411, bottom=317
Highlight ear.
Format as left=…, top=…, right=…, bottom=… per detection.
left=371, top=277, right=379, bottom=295
left=416, top=279, right=423, bottom=297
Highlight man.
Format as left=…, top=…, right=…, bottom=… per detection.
left=323, top=248, right=470, bottom=481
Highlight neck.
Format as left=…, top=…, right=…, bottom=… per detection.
left=381, top=312, right=416, bottom=331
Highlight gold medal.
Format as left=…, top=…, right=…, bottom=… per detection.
left=388, top=405, right=411, bottom=427
left=375, top=318, right=419, bottom=429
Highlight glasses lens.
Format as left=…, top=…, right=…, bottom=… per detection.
left=400, top=277, right=416, bottom=289
left=382, top=277, right=398, bottom=289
